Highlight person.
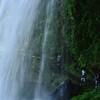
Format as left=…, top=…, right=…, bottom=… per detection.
left=94, top=74, right=100, bottom=88
left=56, top=54, right=62, bottom=73
left=57, top=54, right=61, bottom=66
left=97, top=74, right=100, bottom=87
left=94, top=74, right=98, bottom=88
left=81, top=69, right=86, bottom=82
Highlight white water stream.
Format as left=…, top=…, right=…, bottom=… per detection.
left=33, top=0, right=56, bottom=100
left=0, top=0, right=57, bottom=100
left=0, top=0, right=39, bottom=100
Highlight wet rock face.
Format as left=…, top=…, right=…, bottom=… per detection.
left=52, top=80, right=71, bottom=100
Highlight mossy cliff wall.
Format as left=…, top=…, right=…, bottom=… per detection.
left=22, top=0, right=100, bottom=99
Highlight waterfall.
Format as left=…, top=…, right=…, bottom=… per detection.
left=0, top=0, right=39, bottom=100
left=33, top=0, right=56, bottom=100
left=0, top=0, right=58, bottom=99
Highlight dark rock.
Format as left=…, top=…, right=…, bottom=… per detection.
left=51, top=79, right=71, bottom=100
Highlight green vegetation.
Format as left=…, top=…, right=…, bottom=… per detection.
left=50, top=0, right=100, bottom=88
left=63, top=0, right=100, bottom=99
left=66, top=0, right=100, bottom=69
left=71, top=88, right=100, bottom=100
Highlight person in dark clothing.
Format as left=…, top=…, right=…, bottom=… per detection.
left=94, top=74, right=100, bottom=88
left=56, top=54, right=62, bottom=72
left=94, top=75, right=98, bottom=88
left=57, top=55, right=61, bottom=66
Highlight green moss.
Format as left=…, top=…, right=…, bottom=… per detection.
left=66, top=0, right=100, bottom=69
left=50, top=73, right=68, bottom=89
left=71, top=88, right=100, bottom=100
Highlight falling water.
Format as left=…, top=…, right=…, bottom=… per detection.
left=33, top=0, right=56, bottom=100
left=0, top=0, right=39, bottom=100
left=0, top=0, right=59, bottom=100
